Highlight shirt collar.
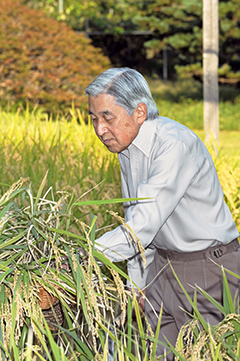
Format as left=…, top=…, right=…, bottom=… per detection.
left=130, top=119, right=158, bottom=157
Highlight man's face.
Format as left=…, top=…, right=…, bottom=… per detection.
left=89, top=93, right=145, bottom=153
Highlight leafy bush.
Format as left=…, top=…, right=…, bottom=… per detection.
left=0, top=0, right=110, bottom=115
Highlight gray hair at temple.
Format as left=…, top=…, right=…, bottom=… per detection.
left=85, top=67, right=159, bottom=120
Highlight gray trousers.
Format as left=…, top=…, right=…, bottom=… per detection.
left=145, top=239, right=240, bottom=360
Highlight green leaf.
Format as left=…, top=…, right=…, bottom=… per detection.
left=33, top=170, right=49, bottom=213
left=132, top=294, right=146, bottom=354
left=151, top=307, right=163, bottom=359
left=74, top=197, right=152, bottom=206
left=12, top=342, right=21, bottom=361
left=0, top=202, right=13, bottom=221
left=0, top=230, right=27, bottom=251
left=96, top=320, right=138, bottom=361
left=127, top=298, right=133, bottom=352
left=196, top=285, right=225, bottom=316
left=25, top=325, right=34, bottom=361
left=222, top=267, right=235, bottom=314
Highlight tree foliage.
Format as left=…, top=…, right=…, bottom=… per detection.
left=23, top=0, right=138, bottom=33
left=134, top=0, right=240, bottom=84
left=24, top=0, right=240, bottom=84
left=134, top=0, right=202, bottom=59
left=0, top=0, right=110, bottom=115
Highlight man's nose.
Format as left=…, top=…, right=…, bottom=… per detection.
left=95, top=119, right=108, bottom=136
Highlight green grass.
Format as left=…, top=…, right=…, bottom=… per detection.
left=153, top=99, right=240, bottom=132
left=149, top=78, right=240, bottom=131
left=153, top=99, right=240, bottom=131
left=193, top=130, right=240, bottom=158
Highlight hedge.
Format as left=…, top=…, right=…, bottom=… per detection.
left=0, top=0, right=111, bottom=115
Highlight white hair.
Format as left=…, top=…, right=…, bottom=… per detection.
left=85, top=67, right=159, bottom=120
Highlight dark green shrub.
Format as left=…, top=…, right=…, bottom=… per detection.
left=0, top=0, right=111, bottom=115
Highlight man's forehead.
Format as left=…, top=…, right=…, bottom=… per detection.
left=88, top=93, right=119, bottom=114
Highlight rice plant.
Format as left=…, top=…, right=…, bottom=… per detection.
left=0, top=177, right=240, bottom=360
left=0, top=107, right=239, bottom=359
left=0, top=174, right=134, bottom=360
left=174, top=265, right=240, bottom=360
left=0, top=107, right=123, bottom=237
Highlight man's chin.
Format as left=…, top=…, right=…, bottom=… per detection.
left=105, top=145, right=118, bottom=153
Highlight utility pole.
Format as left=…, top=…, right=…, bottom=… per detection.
left=58, top=0, right=63, bottom=13
left=163, top=48, right=168, bottom=83
left=203, top=0, right=219, bottom=149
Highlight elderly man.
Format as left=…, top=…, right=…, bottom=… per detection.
left=85, top=67, right=240, bottom=359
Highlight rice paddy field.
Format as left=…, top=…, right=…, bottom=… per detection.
left=0, top=97, right=239, bottom=231
left=0, top=95, right=239, bottom=360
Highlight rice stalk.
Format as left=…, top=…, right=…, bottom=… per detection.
left=108, top=211, right=146, bottom=267
left=175, top=314, right=240, bottom=360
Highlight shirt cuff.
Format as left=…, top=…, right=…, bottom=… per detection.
left=127, top=247, right=156, bottom=289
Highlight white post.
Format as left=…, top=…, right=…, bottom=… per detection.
left=58, top=0, right=63, bottom=13
left=203, top=0, right=219, bottom=149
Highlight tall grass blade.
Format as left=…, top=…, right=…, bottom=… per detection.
left=222, top=267, right=236, bottom=314
left=132, top=294, right=147, bottom=355
left=12, top=342, right=20, bottom=361
left=55, top=323, right=95, bottom=359
left=127, top=299, right=133, bottom=352
left=151, top=307, right=163, bottom=359
left=74, top=197, right=151, bottom=206
left=169, top=262, right=209, bottom=331
left=97, top=321, right=138, bottom=361
left=0, top=231, right=27, bottom=250
left=196, top=285, right=225, bottom=315
left=0, top=324, right=5, bottom=361
left=33, top=170, right=49, bottom=212
left=25, top=324, right=34, bottom=361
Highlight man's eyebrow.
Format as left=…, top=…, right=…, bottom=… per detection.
left=100, top=110, right=113, bottom=116
left=89, top=110, right=113, bottom=116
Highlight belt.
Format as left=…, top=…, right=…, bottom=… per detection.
left=157, top=238, right=239, bottom=261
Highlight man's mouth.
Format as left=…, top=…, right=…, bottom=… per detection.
left=101, top=138, right=114, bottom=145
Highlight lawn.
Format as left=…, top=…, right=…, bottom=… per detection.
left=150, top=78, right=240, bottom=132
left=194, top=130, right=240, bottom=158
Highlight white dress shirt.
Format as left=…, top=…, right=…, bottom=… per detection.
left=95, top=117, right=239, bottom=288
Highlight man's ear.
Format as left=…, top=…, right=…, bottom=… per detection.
left=135, top=102, right=148, bottom=125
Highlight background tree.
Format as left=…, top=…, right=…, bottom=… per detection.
left=0, top=0, right=110, bottom=115
left=23, top=0, right=138, bottom=33
left=134, top=0, right=240, bottom=84
left=23, top=0, right=240, bottom=85
left=134, top=0, right=202, bottom=77
left=22, top=0, right=153, bottom=72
